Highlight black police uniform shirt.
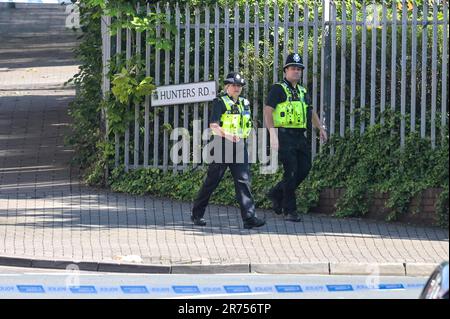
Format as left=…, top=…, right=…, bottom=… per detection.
left=209, top=93, right=249, bottom=164
left=265, top=78, right=312, bottom=145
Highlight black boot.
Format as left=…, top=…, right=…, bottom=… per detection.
left=191, top=215, right=207, bottom=226
left=267, top=191, right=283, bottom=215
left=243, top=216, right=266, bottom=229
left=285, top=211, right=303, bottom=222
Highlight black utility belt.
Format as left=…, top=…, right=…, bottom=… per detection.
left=277, top=128, right=306, bottom=134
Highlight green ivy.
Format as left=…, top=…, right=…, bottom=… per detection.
left=66, top=4, right=103, bottom=172
left=109, top=164, right=281, bottom=208
left=68, top=0, right=175, bottom=183
left=111, top=65, right=155, bottom=105
left=297, top=110, right=449, bottom=227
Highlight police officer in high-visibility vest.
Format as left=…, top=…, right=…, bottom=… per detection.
left=264, top=53, right=328, bottom=222
left=191, top=72, right=266, bottom=229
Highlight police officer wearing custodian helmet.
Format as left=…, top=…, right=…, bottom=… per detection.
left=191, top=72, right=266, bottom=229
left=264, top=53, right=328, bottom=222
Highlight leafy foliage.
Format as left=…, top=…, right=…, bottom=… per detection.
left=297, top=110, right=449, bottom=227
left=111, top=66, right=155, bottom=105
left=66, top=4, right=103, bottom=170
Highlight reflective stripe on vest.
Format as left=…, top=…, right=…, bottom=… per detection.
left=273, top=82, right=308, bottom=129
left=214, top=95, right=252, bottom=138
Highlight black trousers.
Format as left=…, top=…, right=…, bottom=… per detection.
left=192, top=162, right=256, bottom=221
left=269, top=130, right=311, bottom=214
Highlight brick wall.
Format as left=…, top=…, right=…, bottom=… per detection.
left=310, top=188, right=445, bottom=227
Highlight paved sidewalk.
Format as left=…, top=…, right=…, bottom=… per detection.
left=0, top=4, right=448, bottom=276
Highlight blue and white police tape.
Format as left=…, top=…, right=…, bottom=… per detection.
left=0, top=283, right=425, bottom=295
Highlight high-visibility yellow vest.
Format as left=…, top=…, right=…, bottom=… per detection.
left=273, top=82, right=308, bottom=129
left=215, top=95, right=252, bottom=138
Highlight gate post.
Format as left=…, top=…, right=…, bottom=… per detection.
left=321, top=0, right=332, bottom=148
left=101, top=14, right=111, bottom=179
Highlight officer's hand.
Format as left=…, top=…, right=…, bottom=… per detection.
left=224, top=132, right=240, bottom=143
left=320, top=128, right=328, bottom=143
left=270, top=135, right=279, bottom=150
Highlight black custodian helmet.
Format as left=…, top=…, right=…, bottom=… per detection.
left=283, top=53, right=305, bottom=71
left=224, top=72, right=246, bottom=86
